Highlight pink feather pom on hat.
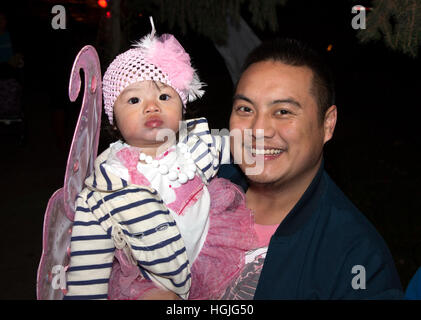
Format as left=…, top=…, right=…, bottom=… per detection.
left=102, top=17, right=205, bottom=124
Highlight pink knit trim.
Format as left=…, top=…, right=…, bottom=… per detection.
left=116, top=147, right=150, bottom=186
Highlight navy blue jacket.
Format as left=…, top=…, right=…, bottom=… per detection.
left=405, top=267, right=421, bottom=300
left=218, top=162, right=403, bottom=299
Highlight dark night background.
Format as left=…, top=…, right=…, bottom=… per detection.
left=0, top=0, right=420, bottom=299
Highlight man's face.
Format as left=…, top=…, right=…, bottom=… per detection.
left=229, top=60, right=336, bottom=187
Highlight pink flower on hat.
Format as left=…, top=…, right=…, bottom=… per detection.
left=145, top=34, right=194, bottom=93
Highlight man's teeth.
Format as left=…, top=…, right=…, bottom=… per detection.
left=250, top=148, right=283, bottom=155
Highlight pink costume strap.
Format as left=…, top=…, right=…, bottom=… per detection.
left=116, top=147, right=151, bottom=186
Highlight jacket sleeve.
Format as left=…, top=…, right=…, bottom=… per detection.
left=331, top=236, right=404, bottom=299
left=405, top=267, right=421, bottom=300
left=64, top=194, right=115, bottom=300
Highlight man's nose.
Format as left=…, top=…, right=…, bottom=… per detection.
left=252, top=114, right=275, bottom=139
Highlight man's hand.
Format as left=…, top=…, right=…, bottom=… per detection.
left=140, top=288, right=181, bottom=300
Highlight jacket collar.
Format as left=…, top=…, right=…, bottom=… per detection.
left=274, top=160, right=326, bottom=237
left=85, top=147, right=129, bottom=192
left=229, top=159, right=326, bottom=237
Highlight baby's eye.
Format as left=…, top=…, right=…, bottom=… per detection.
left=128, top=97, right=139, bottom=104
left=159, top=93, right=171, bottom=101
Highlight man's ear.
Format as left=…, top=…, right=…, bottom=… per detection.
left=323, top=105, right=337, bottom=144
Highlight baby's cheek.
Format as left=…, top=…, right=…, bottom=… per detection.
left=166, top=116, right=182, bottom=134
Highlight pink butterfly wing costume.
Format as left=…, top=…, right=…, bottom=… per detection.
left=37, top=45, right=102, bottom=300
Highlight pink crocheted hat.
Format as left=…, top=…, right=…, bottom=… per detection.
left=103, top=18, right=205, bottom=124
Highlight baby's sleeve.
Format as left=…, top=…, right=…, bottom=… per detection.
left=213, top=134, right=230, bottom=165
left=64, top=194, right=115, bottom=300
left=183, top=118, right=231, bottom=182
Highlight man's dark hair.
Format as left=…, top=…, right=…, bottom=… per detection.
left=241, top=38, right=335, bottom=123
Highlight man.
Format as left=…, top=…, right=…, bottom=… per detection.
left=219, top=38, right=403, bottom=299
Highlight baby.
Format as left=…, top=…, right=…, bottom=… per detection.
left=64, top=20, right=256, bottom=300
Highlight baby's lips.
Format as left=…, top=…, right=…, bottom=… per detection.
left=145, top=116, right=164, bottom=128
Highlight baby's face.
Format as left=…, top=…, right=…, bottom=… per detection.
left=114, top=81, right=182, bottom=153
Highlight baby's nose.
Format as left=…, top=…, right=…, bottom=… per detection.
left=144, top=101, right=160, bottom=113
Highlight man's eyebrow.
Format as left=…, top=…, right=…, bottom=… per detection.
left=233, top=94, right=253, bottom=104
left=272, top=98, right=302, bottom=108
left=233, top=94, right=302, bottom=108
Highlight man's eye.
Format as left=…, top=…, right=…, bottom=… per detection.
left=128, top=97, right=139, bottom=104
left=159, top=94, right=170, bottom=101
left=275, top=109, right=290, bottom=115
left=236, top=106, right=252, bottom=113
